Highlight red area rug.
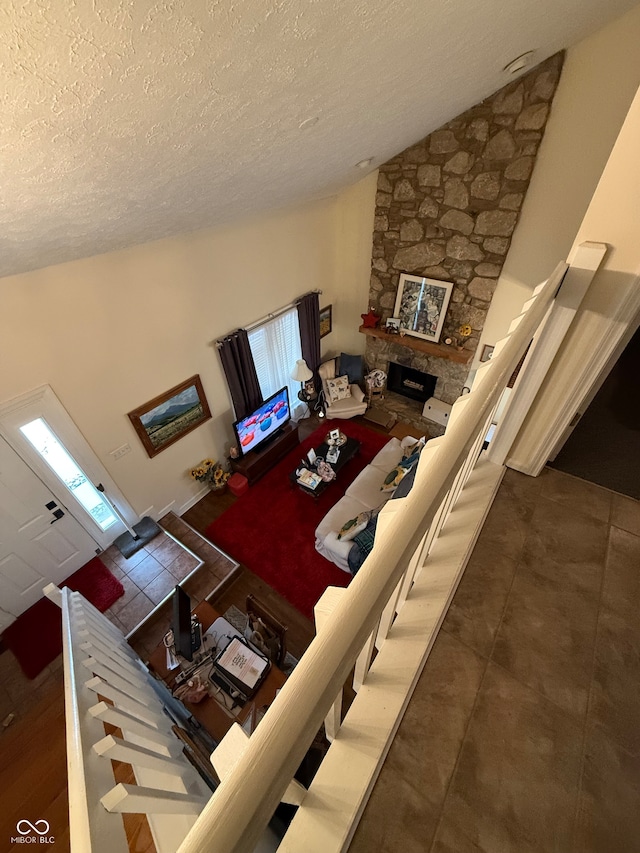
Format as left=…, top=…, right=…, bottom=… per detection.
left=2, top=557, right=124, bottom=679
left=206, top=420, right=389, bottom=619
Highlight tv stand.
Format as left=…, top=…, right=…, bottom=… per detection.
left=253, top=426, right=284, bottom=452
left=230, top=421, right=299, bottom=485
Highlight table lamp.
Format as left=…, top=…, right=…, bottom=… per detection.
left=291, top=358, right=317, bottom=403
left=291, top=358, right=313, bottom=387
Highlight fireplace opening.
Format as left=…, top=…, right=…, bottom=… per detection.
left=387, top=362, right=437, bottom=403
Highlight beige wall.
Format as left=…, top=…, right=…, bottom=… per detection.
left=509, top=80, right=640, bottom=470
left=0, top=197, right=353, bottom=519
left=329, top=171, right=378, bottom=360
left=474, top=2, right=640, bottom=370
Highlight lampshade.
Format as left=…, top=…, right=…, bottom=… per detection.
left=291, top=358, right=313, bottom=383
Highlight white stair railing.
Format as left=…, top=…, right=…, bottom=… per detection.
left=53, top=243, right=605, bottom=853
left=49, top=586, right=210, bottom=853
left=178, top=251, right=608, bottom=853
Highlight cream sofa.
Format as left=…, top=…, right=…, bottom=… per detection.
left=318, top=357, right=367, bottom=419
left=314, top=437, right=406, bottom=571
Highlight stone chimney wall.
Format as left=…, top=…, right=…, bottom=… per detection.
left=366, top=53, right=563, bottom=406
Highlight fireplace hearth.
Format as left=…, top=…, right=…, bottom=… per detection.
left=387, top=362, right=437, bottom=403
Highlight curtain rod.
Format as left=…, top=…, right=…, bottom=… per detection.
left=216, top=290, right=322, bottom=344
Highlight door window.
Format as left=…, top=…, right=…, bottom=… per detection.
left=19, top=418, right=117, bottom=532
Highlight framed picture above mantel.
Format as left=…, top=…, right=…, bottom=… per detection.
left=394, top=274, right=453, bottom=344
left=128, top=375, right=212, bottom=458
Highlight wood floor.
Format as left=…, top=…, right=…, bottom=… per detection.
left=0, top=413, right=414, bottom=852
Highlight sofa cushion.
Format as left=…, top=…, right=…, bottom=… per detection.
left=326, top=375, right=351, bottom=403
left=315, top=494, right=369, bottom=544
left=346, top=464, right=392, bottom=507
left=369, top=437, right=402, bottom=473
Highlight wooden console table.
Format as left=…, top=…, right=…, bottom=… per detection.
left=230, top=420, right=299, bottom=484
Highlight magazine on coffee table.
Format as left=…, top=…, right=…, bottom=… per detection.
left=297, top=468, right=322, bottom=489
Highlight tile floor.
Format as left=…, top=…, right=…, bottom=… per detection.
left=1, top=466, right=638, bottom=853
left=0, top=512, right=239, bottom=727
left=348, top=466, right=640, bottom=853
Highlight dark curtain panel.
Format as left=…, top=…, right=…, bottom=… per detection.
left=218, top=330, right=263, bottom=420
left=297, top=292, right=321, bottom=375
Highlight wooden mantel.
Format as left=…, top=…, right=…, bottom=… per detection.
left=359, top=325, right=473, bottom=365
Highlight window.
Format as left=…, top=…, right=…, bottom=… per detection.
left=19, top=418, right=118, bottom=531
left=248, top=308, right=302, bottom=408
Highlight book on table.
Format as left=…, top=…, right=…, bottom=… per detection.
left=297, top=468, right=322, bottom=489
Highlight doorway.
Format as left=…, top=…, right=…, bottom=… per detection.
left=0, top=434, right=100, bottom=627
left=548, top=326, right=640, bottom=498
left=0, top=385, right=136, bottom=627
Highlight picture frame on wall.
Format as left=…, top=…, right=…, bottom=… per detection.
left=394, top=274, right=454, bottom=344
left=319, top=304, right=332, bottom=338
left=127, top=374, right=212, bottom=458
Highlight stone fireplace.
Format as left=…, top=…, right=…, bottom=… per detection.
left=363, top=53, right=563, bottom=434
left=387, top=361, right=437, bottom=403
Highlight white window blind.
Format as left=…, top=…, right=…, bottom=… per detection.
left=248, top=308, right=302, bottom=407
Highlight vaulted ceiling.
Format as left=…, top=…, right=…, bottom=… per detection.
left=2, top=0, right=637, bottom=279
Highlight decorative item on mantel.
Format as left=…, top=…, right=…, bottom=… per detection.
left=361, top=307, right=381, bottom=328
left=189, top=458, right=231, bottom=492
left=457, top=324, right=472, bottom=351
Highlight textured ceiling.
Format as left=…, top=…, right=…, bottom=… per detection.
left=1, top=0, right=637, bottom=279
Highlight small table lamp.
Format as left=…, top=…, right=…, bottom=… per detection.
left=291, top=359, right=316, bottom=402
left=291, top=358, right=313, bottom=386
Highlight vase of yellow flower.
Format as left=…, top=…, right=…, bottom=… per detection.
left=457, top=324, right=472, bottom=350
left=189, top=459, right=231, bottom=493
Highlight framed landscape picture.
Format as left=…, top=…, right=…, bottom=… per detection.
left=394, top=274, right=453, bottom=343
left=319, top=304, right=332, bottom=338
left=128, top=375, right=211, bottom=458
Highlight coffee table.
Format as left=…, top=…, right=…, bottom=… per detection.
left=290, top=435, right=361, bottom=499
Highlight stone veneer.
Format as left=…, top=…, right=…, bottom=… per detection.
left=366, top=53, right=563, bottom=417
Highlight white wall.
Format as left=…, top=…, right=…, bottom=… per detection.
left=474, top=3, right=640, bottom=369
left=1, top=198, right=345, bottom=519
left=329, top=171, right=378, bottom=360
left=509, top=81, right=640, bottom=470
left=0, top=177, right=380, bottom=524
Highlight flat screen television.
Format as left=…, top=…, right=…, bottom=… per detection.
left=233, top=386, right=291, bottom=456
left=171, top=585, right=201, bottom=661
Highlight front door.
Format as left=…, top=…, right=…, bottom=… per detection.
left=0, top=435, right=99, bottom=627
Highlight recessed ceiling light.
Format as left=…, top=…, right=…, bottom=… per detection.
left=355, top=157, right=374, bottom=169
left=503, top=51, right=535, bottom=75
left=299, top=116, right=319, bottom=130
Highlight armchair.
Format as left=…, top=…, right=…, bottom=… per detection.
left=318, top=357, right=367, bottom=420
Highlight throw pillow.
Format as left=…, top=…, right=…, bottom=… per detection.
left=380, top=463, right=409, bottom=492
left=391, top=463, right=418, bottom=500
left=337, top=510, right=371, bottom=542
left=338, top=353, right=364, bottom=384
left=326, top=374, right=351, bottom=403
left=402, top=436, right=427, bottom=459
